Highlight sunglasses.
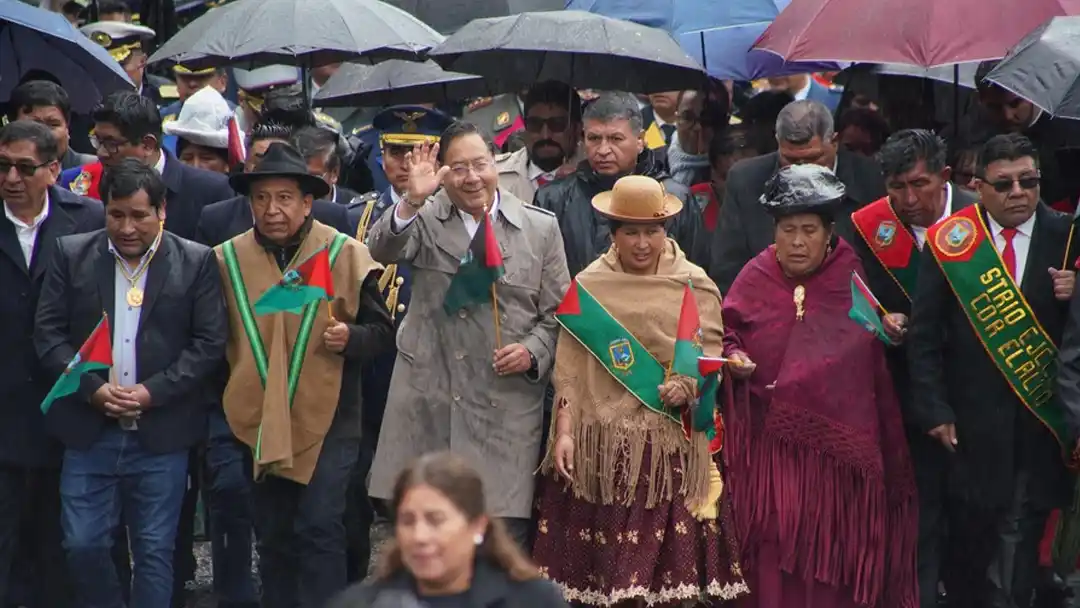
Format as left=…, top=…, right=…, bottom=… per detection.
left=525, top=116, right=569, bottom=134
left=982, top=176, right=1040, bottom=193
left=0, top=159, right=50, bottom=177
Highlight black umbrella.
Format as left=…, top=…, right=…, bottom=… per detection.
left=313, top=60, right=492, bottom=107
left=147, top=0, right=444, bottom=71
left=383, top=0, right=563, bottom=35
left=427, top=10, right=706, bottom=94
left=986, top=16, right=1080, bottom=119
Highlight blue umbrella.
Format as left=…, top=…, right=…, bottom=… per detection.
left=0, top=0, right=133, bottom=113
left=566, top=0, right=841, bottom=81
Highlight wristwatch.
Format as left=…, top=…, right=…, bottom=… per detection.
left=528, top=351, right=538, bottom=371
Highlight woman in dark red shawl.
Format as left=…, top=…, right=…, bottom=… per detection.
left=723, top=164, right=917, bottom=608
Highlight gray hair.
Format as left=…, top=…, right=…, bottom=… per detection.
left=775, top=99, right=834, bottom=145
left=582, top=92, right=644, bottom=134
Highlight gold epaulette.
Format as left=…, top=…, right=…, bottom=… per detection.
left=378, top=265, right=403, bottom=315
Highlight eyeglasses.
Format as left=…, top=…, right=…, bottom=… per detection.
left=525, top=116, right=569, bottom=134
left=448, top=159, right=493, bottom=177
left=0, top=159, right=50, bottom=177
left=982, top=176, right=1041, bottom=193
left=89, top=134, right=130, bottom=155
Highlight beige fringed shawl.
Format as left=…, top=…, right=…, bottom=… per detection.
left=542, top=239, right=725, bottom=512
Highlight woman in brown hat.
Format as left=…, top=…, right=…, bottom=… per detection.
left=532, top=175, right=748, bottom=605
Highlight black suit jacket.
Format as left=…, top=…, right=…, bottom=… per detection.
left=194, top=195, right=353, bottom=247
left=160, top=151, right=236, bottom=241
left=851, top=186, right=978, bottom=419
left=908, top=203, right=1077, bottom=509
left=34, top=230, right=228, bottom=454
left=0, top=188, right=103, bottom=467
left=709, top=150, right=886, bottom=293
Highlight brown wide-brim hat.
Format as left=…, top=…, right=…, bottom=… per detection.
left=591, top=175, right=683, bottom=223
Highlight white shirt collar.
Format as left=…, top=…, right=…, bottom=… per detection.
left=527, top=161, right=555, bottom=182
left=390, top=188, right=403, bottom=206
left=458, top=190, right=500, bottom=222
left=107, top=231, right=160, bottom=274
left=936, top=182, right=954, bottom=225
left=4, top=191, right=50, bottom=230
left=987, top=208, right=1037, bottom=239
left=152, top=150, right=166, bottom=175
left=793, top=77, right=813, bottom=101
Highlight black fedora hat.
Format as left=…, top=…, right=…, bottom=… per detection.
left=229, top=142, right=331, bottom=199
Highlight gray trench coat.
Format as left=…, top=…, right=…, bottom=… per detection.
left=366, top=189, right=570, bottom=518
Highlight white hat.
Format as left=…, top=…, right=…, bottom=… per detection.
left=232, top=65, right=300, bottom=92
left=80, top=21, right=156, bottom=63
left=162, top=86, right=232, bottom=149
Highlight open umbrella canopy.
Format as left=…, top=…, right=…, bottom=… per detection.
left=754, top=0, right=1080, bottom=68
left=428, top=10, right=705, bottom=94
left=987, top=16, right=1080, bottom=120
left=0, top=1, right=133, bottom=113
left=313, top=60, right=491, bottom=107
left=148, top=0, right=444, bottom=70
left=384, top=0, right=563, bottom=35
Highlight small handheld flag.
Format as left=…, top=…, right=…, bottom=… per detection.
left=442, top=212, right=505, bottom=314
left=254, top=246, right=335, bottom=316
left=691, top=356, right=725, bottom=433
left=672, top=280, right=703, bottom=379
left=849, top=271, right=895, bottom=345
left=40, top=315, right=113, bottom=414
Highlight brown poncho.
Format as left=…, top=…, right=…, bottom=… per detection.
left=215, top=220, right=381, bottom=485
left=541, top=239, right=725, bottom=512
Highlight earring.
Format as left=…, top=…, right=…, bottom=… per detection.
left=474, top=533, right=484, bottom=546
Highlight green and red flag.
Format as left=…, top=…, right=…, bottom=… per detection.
left=254, top=246, right=335, bottom=316
left=683, top=356, right=725, bottom=452
left=40, top=315, right=112, bottom=414
left=671, top=280, right=703, bottom=379
left=442, top=212, right=505, bottom=314
left=848, top=271, right=894, bottom=345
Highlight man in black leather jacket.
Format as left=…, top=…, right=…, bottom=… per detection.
left=533, top=92, right=708, bottom=277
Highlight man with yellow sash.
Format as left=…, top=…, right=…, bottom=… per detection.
left=908, top=133, right=1079, bottom=607
left=214, top=142, right=393, bottom=607
left=850, top=129, right=978, bottom=608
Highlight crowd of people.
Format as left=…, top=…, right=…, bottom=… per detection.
left=8, top=1, right=1080, bottom=608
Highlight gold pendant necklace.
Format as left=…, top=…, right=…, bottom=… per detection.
left=126, top=286, right=144, bottom=307
left=793, top=285, right=806, bottom=321
left=115, top=223, right=164, bottom=309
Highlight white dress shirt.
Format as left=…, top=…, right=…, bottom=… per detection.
left=392, top=192, right=501, bottom=240
left=912, top=182, right=954, bottom=250
left=3, top=193, right=50, bottom=268
left=987, top=211, right=1037, bottom=287
left=108, top=239, right=156, bottom=389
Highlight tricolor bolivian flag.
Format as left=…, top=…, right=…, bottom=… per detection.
left=254, top=246, right=335, bottom=315
left=693, top=356, right=725, bottom=434
left=442, top=212, right=505, bottom=314
left=40, top=315, right=112, bottom=414
left=849, top=271, right=894, bottom=345
left=672, top=280, right=702, bottom=379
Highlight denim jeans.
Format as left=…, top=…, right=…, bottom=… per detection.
left=253, top=435, right=358, bottom=608
left=205, top=408, right=257, bottom=604
left=60, top=426, right=188, bottom=608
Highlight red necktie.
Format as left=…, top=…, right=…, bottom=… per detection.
left=536, top=175, right=551, bottom=187
left=1001, top=227, right=1018, bottom=279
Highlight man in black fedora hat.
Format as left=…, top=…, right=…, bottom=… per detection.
left=213, top=142, right=394, bottom=607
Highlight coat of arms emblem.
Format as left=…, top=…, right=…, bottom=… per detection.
left=608, top=338, right=634, bottom=372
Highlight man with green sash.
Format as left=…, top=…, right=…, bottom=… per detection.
left=851, top=129, right=978, bottom=608
left=908, top=133, right=1079, bottom=607
left=214, top=142, right=393, bottom=607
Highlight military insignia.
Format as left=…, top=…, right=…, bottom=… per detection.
left=691, top=327, right=704, bottom=350
left=280, top=269, right=302, bottom=289
left=495, top=111, right=511, bottom=129
left=351, top=124, right=373, bottom=135
left=467, top=97, right=493, bottom=111
left=875, top=220, right=897, bottom=247
left=934, top=216, right=977, bottom=258
left=314, top=111, right=341, bottom=133
left=162, top=114, right=178, bottom=124
left=393, top=111, right=426, bottom=134
left=90, top=31, right=112, bottom=47
left=71, top=170, right=92, bottom=196
left=608, top=338, right=634, bottom=372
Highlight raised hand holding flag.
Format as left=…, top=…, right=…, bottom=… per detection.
left=40, top=314, right=113, bottom=414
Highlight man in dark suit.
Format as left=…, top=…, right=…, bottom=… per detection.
left=34, top=159, right=227, bottom=606
left=709, top=99, right=886, bottom=293
left=909, top=133, right=1078, bottom=608
left=0, top=121, right=103, bottom=608
left=849, top=129, right=978, bottom=608
left=6, top=80, right=96, bottom=170
left=291, top=125, right=362, bottom=205
left=58, top=91, right=235, bottom=240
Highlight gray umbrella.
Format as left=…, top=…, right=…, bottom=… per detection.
left=986, top=16, right=1080, bottom=119
left=313, top=60, right=492, bottom=107
left=147, top=0, right=444, bottom=70
left=383, top=0, right=563, bottom=35
left=427, top=10, right=706, bottom=94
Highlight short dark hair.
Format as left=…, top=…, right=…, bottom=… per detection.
left=978, top=133, right=1039, bottom=174
left=175, top=137, right=229, bottom=164
left=247, top=120, right=293, bottom=150
left=291, top=126, right=343, bottom=172
left=678, top=89, right=731, bottom=129
left=737, top=90, right=795, bottom=126
left=0, top=120, right=60, bottom=163
left=708, top=123, right=774, bottom=166
left=836, top=108, right=890, bottom=151
left=975, top=60, right=1000, bottom=93
left=437, top=121, right=495, bottom=163
left=92, top=91, right=162, bottom=145
left=523, top=81, right=582, bottom=123
left=100, top=158, right=167, bottom=209
left=8, top=81, right=72, bottom=124
left=97, top=0, right=132, bottom=16
left=877, top=129, right=947, bottom=178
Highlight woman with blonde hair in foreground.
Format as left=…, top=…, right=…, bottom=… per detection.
left=327, top=452, right=569, bottom=607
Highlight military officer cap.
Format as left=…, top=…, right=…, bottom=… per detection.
left=372, top=105, right=454, bottom=148
left=172, top=63, right=217, bottom=77
left=80, top=21, right=155, bottom=63
left=233, top=65, right=300, bottom=93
